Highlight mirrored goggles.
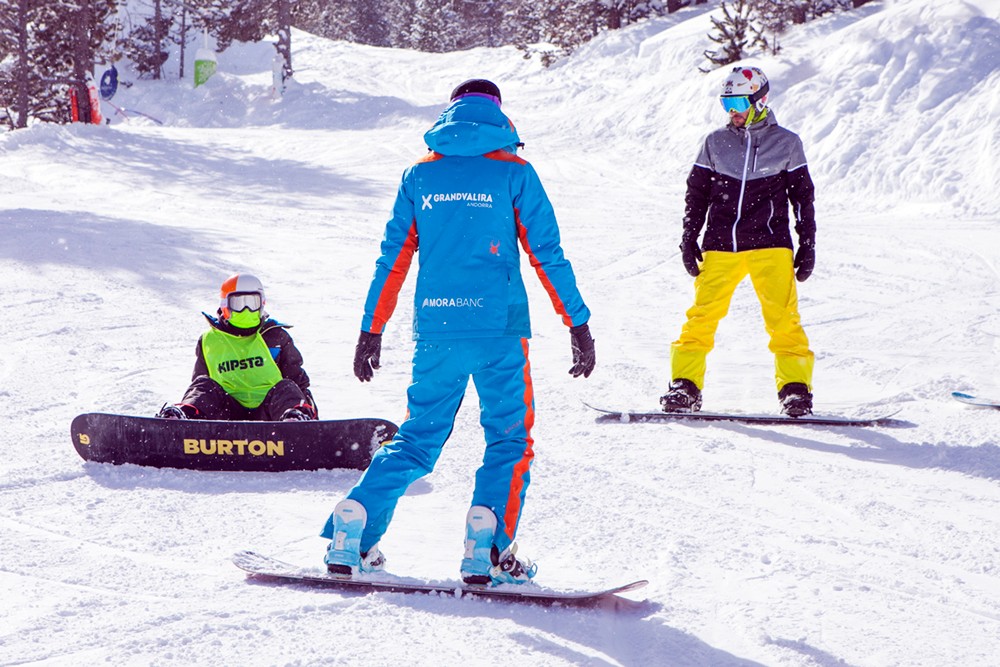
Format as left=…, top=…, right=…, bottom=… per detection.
left=227, top=292, right=262, bottom=313
left=720, top=95, right=752, bottom=113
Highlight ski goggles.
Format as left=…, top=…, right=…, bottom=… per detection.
left=720, top=95, right=752, bottom=113
left=227, top=292, right=262, bottom=313
left=454, top=92, right=501, bottom=107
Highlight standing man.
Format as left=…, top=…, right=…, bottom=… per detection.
left=322, top=79, right=595, bottom=585
left=661, top=66, right=816, bottom=417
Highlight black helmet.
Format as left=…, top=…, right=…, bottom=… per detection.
left=450, top=79, right=502, bottom=105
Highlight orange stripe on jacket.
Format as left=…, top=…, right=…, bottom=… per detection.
left=503, top=338, right=535, bottom=539
left=484, top=149, right=527, bottom=166
left=370, top=220, right=418, bottom=334
left=416, top=151, right=445, bottom=164
left=516, top=210, right=572, bottom=326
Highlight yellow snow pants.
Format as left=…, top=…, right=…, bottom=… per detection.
left=670, top=248, right=814, bottom=392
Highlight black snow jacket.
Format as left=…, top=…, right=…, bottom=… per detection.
left=683, top=111, right=816, bottom=252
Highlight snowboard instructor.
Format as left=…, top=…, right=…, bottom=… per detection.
left=661, top=66, right=817, bottom=417
left=157, top=273, right=317, bottom=421
left=321, top=78, right=596, bottom=586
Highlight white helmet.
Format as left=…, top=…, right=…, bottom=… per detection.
left=720, top=66, right=770, bottom=110
left=219, top=273, right=265, bottom=321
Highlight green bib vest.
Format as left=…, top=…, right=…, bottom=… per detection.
left=202, top=328, right=283, bottom=408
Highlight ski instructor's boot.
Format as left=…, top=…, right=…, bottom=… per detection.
left=460, top=505, right=536, bottom=585
left=324, top=499, right=385, bottom=576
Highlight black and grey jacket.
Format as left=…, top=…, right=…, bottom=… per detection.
left=682, top=111, right=816, bottom=253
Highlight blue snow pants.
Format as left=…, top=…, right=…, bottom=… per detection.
left=321, top=337, right=536, bottom=554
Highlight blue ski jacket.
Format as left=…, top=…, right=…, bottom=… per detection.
left=360, top=96, right=590, bottom=340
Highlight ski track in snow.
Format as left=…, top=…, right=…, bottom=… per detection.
left=2, top=1, right=1000, bottom=665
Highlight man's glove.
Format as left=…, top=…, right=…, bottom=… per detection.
left=794, top=237, right=815, bottom=282
left=353, top=331, right=382, bottom=382
left=680, top=234, right=703, bottom=277
left=569, top=323, right=596, bottom=378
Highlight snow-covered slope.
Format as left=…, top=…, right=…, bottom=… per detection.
left=1, top=1, right=998, bottom=664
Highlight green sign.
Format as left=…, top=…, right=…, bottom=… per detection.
left=194, top=48, right=217, bottom=87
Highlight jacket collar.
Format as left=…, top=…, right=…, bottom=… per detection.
left=728, top=109, right=778, bottom=136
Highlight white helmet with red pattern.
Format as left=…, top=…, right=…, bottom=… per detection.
left=720, top=66, right=770, bottom=111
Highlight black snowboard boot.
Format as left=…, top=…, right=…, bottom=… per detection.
left=660, top=378, right=703, bottom=413
left=280, top=407, right=312, bottom=421
left=156, top=404, right=187, bottom=420
left=779, top=382, right=813, bottom=417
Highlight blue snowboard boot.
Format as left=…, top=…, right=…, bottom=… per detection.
left=324, top=499, right=385, bottom=577
left=460, top=506, right=497, bottom=584
left=460, top=505, right=537, bottom=586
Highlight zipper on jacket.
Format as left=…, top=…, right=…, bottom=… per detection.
left=732, top=128, right=754, bottom=252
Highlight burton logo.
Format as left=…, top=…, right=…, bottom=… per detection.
left=183, top=438, right=284, bottom=457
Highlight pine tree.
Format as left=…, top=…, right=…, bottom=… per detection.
left=541, top=0, right=604, bottom=54
left=1, top=0, right=117, bottom=127
left=288, top=0, right=678, bottom=64
left=601, top=0, right=666, bottom=30
left=500, top=0, right=545, bottom=49
left=456, top=0, right=504, bottom=49
left=381, top=0, right=418, bottom=49
left=409, top=0, right=462, bottom=52
left=746, top=0, right=853, bottom=54
left=189, top=0, right=298, bottom=78
left=0, top=0, right=35, bottom=128
left=121, top=0, right=173, bottom=79
left=701, top=0, right=755, bottom=71
left=351, top=0, right=391, bottom=46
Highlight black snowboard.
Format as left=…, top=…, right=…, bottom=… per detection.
left=586, top=403, right=900, bottom=427
left=70, top=413, right=398, bottom=472
left=233, top=550, right=648, bottom=607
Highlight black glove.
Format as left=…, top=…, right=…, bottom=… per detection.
left=680, top=234, right=703, bottom=277
left=568, top=323, right=596, bottom=378
left=794, top=237, right=815, bottom=282
left=353, top=331, right=382, bottom=382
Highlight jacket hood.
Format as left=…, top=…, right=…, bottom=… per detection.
left=423, top=97, right=521, bottom=157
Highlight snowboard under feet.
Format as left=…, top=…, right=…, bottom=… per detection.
left=586, top=403, right=900, bottom=427
left=232, top=550, right=647, bottom=607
